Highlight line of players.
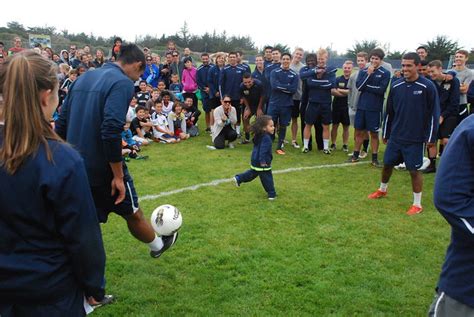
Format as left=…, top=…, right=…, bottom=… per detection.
left=197, top=46, right=472, bottom=166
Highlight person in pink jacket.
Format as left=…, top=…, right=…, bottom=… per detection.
left=181, top=57, right=198, bottom=111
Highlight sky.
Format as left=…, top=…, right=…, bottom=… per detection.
left=2, top=0, right=473, bottom=54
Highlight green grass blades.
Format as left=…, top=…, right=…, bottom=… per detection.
left=96, top=127, right=449, bottom=316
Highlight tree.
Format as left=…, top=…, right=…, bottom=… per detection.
left=272, top=43, right=290, bottom=53
left=6, top=21, right=26, bottom=33
left=386, top=50, right=406, bottom=60
left=346, top=40, right=379, bottom=58
left=421, top=35, right=461, bottom=61
left=179, top=21, right=190, bottom=46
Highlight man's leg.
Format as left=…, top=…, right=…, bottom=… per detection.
left=368, top=165, right=393, bottom=199
left=370, top=131, right=380, bottom=165
left=300, top=102, right=313, bottom=150
left=124, top=209, right=155, bottom=243
left=331, top=123, right=339, bottom=148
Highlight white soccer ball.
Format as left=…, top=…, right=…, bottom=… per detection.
left=150, top=204, right=182, bottom=236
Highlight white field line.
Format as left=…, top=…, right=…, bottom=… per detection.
left=139, top=161, right=365, bottom=202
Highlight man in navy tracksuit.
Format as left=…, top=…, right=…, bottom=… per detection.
left=264, top=48, right=282, bottom=113
left=368, top=52, right=440, bottom=216
left=219, top=52, right=245, bottom=135
left=424, top=59, right=460, bottom=173
left=197, top=53, right=213, bottom=132
left=428, top=115, right=474, bottom=316
left=267, top=52, right=299, bottom=155
left=348, top=48, right=391, bottom=167
left=56, top=44, right=178, bottom=259
left=300, top=48, right=337, bottom=154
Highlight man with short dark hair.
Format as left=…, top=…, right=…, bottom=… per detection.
left=263, top=46, right=273, bottom=67
left=197, top=53, right=213, bottom=131
left=56, top=44, right=178, bottom=261
left=416, top=46, right=428, bottom=61
left=268, top=52, right=299, bottom=155
left=347, top=48, right=391, bottom=167
left=219, top=52, right=246, bottom=136
left=423, top=60, right=460, bottom=173
left=368, top=52, right=439, bottom=215
left=240, top=73, right=264, bottom=143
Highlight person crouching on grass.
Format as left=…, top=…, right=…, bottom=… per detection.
left=234, top=115, right=277, bottom=200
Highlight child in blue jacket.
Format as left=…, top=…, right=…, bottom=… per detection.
left=234, top=115, right=276, bottom=200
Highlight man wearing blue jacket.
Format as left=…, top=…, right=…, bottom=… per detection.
left=219, top=52, right=246, bottom=136
left=56, top=44, right=178, bottom=259
left=368, top=52, right=440, bottom=215
left=424, top=60, right=460, bottom=173
left=348, top=48, right=391, bottom=167
left=197, top=53, right=213, bottom=132
left=300, top=48, right=337, bottom=154
left=428, top=115, right=474, bottom=316
left=268, top=52, right=299, bottom=155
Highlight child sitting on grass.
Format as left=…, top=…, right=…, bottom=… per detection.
left=130, top=105, right=153, bottom=145
left=183, top=97, right=200, bottom=137
left=234, top=115, right=276, bottom=200
left=151, top=100, right=179, bottom=143
left=168, top=102, right=190, bottom=140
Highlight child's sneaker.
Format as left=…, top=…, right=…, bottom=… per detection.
left=268, top=196, right=276, bottom=201
left=233, top=176, right=240, bottom=187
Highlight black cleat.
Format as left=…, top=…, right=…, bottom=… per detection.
left=150, top=232, right=179, bottom=259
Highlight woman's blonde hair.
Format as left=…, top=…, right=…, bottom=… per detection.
left=0, top=50, right=61, bottom=174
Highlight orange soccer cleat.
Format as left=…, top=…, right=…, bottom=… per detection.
left=406, top=205, right=423, bottom=216
left=368, top=189, right=387, bottom=199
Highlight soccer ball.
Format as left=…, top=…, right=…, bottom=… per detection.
left=150, top=204, right=183, bottom=236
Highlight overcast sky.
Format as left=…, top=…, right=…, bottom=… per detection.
left=2, top=0, right=473, bottom=54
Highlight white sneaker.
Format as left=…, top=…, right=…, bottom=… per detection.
left=394, top=162, right=406, bottom=170
left=206, top=145, right=216, bottom=150
left=359, top=151, right=368, bottom=159
left=292, top=141, right=300, bottom=149
left=228, top=143, right=235, bottom=149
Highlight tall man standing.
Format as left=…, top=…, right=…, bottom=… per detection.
left=290, top=47, right=305, bottom=149
left=197, top=53, right=213, bottom=132
left=268, top=53, right=299, bottom=155
left=348, top=48, right=391, bottom=167
left=451, top=50, right=473, bottom=119
left=56, top=44, right=178, bottom=259
left=368, top=52, right=439, bottom=215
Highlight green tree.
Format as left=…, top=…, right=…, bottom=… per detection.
left=386, top=50, right=406, bottom=60
left=421, top=35, right=461, bottom=61
left=346, top=40, right=379, bottom=58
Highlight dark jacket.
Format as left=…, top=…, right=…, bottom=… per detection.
left=251, top=133, right=273, bottom=171
left=0, top=137, right=106, bottom=304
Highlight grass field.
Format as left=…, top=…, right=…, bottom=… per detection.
left=93, top=119, right=449, bottom=316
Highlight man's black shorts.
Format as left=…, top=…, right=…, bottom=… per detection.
left=90, top=163, right=139, bottom=223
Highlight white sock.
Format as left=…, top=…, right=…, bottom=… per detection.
left=303, top=138, right=309, bottom=149
left=148, top=235, right=164, bottom=251
left=380, top=182, right=388, bottom=192
left=323, top=139, right=329, bottom=150
left=413, top=192, right=422, bottom=207
left=236, top=125, right=240, bottom=134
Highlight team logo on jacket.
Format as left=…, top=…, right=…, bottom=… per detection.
left=243, top=90, right=250, bottom=95
left=443, top=83, right=451, bottom=91
left=375, top=75, right=382, bottom=78
left=413, top=90, right=423, bottom=95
